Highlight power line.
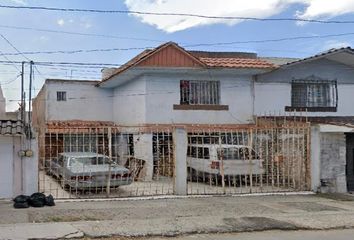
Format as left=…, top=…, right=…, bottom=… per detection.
left=0, top=5, right=354, bottom=24
left=0, top=60, right=120, bottom=67
left=0, top=34, right=31, bottom=61
left=0, top=49, right=21, bottom=71
left=0, top=24, right=165, bottom=43
left=0, top=47, right=151, bottom=56
left=184, top=32, right=354, bottom=47
left=0, top=73, right=21, bottom=85
left=0, top=31, right=353, bottom=57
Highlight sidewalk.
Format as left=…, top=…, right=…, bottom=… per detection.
left=1, top=193, right=354, bottom=239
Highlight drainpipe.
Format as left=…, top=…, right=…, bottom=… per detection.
left=251, top=75, right=257, bottom=124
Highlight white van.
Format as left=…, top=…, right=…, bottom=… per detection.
left=187, top=144, right=264, bottom=177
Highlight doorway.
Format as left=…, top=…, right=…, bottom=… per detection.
left=346, top=133, right=354, bottom=192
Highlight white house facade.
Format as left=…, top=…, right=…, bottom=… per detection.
left=255, top=47, right=354, bottom=193
left=32, top=43, right=354, bottom=195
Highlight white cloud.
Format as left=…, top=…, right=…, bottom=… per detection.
left=79, top=17, right=92, bottom=29
left=8, top=0, right=26, bottom=4
left=56, top=18, right=92, bottom=29
left=38, top=36, right=50, bottom=42
left=124, top=0, right=354, bottom=32
left=57, top=19, right=65, bottom=26
left=321, top=40, right=351, bottom=51
left=296, top=0, right=354, bottom=19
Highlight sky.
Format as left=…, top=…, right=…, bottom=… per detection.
left=0, top=0, right=354, bottom=111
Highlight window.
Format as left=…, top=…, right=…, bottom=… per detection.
left=187, top=146, right=210, bottom=159
left=180, top=80, right=220, bottom=105
left=70, top=157, right=111, bottom=166
left=57, top=91, right=67, bottom=101
left=217, top=147, right=257, bottom=160
left=287, top=78, right=337, bottom=112
left=57, top=155, right=65, bottom=166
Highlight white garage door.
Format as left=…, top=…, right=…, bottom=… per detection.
left=0, top=137, right=13, bottom=198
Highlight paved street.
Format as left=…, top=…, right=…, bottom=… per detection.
left=149, top=229, right=354, bottom=240
left=2, top=193, right=354, bottom=239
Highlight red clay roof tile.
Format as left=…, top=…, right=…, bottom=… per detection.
left=199, top=57, right=277, bottom=69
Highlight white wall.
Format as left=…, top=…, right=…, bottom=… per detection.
left=145, top=71, right=254, bottom=125
left=0, top=136, right=38, bottom=199
left=133, top=133, right=153, bottom=181
left=256, top=58, right=354, bottom=116
left=0, top=136, right=13, bottom=198
left=113, top=78, right=146, bottom=125
left=46, top=81, right=113, bottom=122
left=0, top=85, right=5, bottom=118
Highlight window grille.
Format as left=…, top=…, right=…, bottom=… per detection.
left=291, top=80, right=337, bottom=108
left=180, top=80, right=220, bottom=105
left=57, top=91, right=67, bottom=101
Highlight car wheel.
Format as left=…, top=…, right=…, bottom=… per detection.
left=59, top=176, right=68, bottom=190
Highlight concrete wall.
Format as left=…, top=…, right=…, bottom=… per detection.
left=0, top=136, right=37, bottom=199
left=113, top=78, right=146, bottom=125
left=0, top=136, right=14, bottom=198
left=256, top=58, right=354, bottom=116
left=45, top=81, right=113, bottom=122
left=319, top=132, right=347, bottom=193
left=145, top=71, right=254, bottom=124
left=32, top=85, right=47, bottom=129
left=310, top=126, right=321, bottom=192
left=0, top=85, right=5, bottom=118
left=133, top=133, right=153, bottom=181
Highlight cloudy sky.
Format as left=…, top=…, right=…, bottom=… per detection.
left=1, top=0, right=354, bottom=110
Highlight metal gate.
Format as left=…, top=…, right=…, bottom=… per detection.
left=186, top=118, right=311, bottom=195
left=38, top=125, right=174, bottom=199
left=38, top=117, right=311, bottom=199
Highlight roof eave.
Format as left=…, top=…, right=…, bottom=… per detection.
left=280, top=47, right=354, bottom=69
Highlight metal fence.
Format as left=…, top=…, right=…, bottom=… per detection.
left=38, top=117, right=311, bottom=199
left=186, top=119, right=311, bottom=195
left=38, top=126, right=174, bottom=199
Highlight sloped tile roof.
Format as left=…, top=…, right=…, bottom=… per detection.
left=99, top=42, right=278, bottom=84
left=199, top=57, right=277, bottom=69
left=283, top=47, right=354, bottom=67
left=0, top=120, right=23, bottom=135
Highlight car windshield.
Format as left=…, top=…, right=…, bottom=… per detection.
left=70, top=156, right=111, bottom=166
left=217, top=147, right=256, bottom=160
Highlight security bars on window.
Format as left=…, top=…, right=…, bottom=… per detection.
left=57, top=91, right=67, bottom=102
left=291, top=80, right=337, bottom=108
left=180, top=80, right=220, bottom=105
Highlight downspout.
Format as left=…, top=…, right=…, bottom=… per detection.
left=251, top=75, right=256, bottom=124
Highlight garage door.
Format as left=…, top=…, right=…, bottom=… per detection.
left=0, top=137, right=13, bottom=198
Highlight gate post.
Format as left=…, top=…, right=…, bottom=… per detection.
left=173, top=127, right=187, bottom=195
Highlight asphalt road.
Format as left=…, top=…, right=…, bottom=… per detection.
left=149, top=229, right=354, bottom=240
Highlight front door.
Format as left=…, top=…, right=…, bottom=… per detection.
left=346, top=134, right=354, bottom=192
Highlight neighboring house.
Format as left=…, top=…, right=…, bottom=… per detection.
left=0, top=85, right=37, bottom=199
left=256, top=47, right=354, bottom=193
left=32, top=43, right=354, bottom=194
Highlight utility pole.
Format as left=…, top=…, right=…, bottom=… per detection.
left=21, top=61, right=25, bottom=125
left=28, top=61, right=33, bottom=139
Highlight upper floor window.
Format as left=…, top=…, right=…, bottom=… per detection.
left=180, top=80, right=220, bottom=105
left=57, top=91, right=67, bottom=101
left=286, top=77, right=338, bottom=112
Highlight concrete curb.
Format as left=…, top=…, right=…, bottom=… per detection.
left=54, top=191, right=315, bottom=203
left=0, top=222, right=84, bottom=240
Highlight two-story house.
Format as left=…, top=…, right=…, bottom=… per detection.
left=33, top=42, right=277, bottom=187
left=255, top=47, right=354, bottom=193
left=33, top=43, right=354, bottom=196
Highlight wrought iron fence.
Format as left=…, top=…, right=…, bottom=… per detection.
left=38, top=116, right=311, bottom=199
